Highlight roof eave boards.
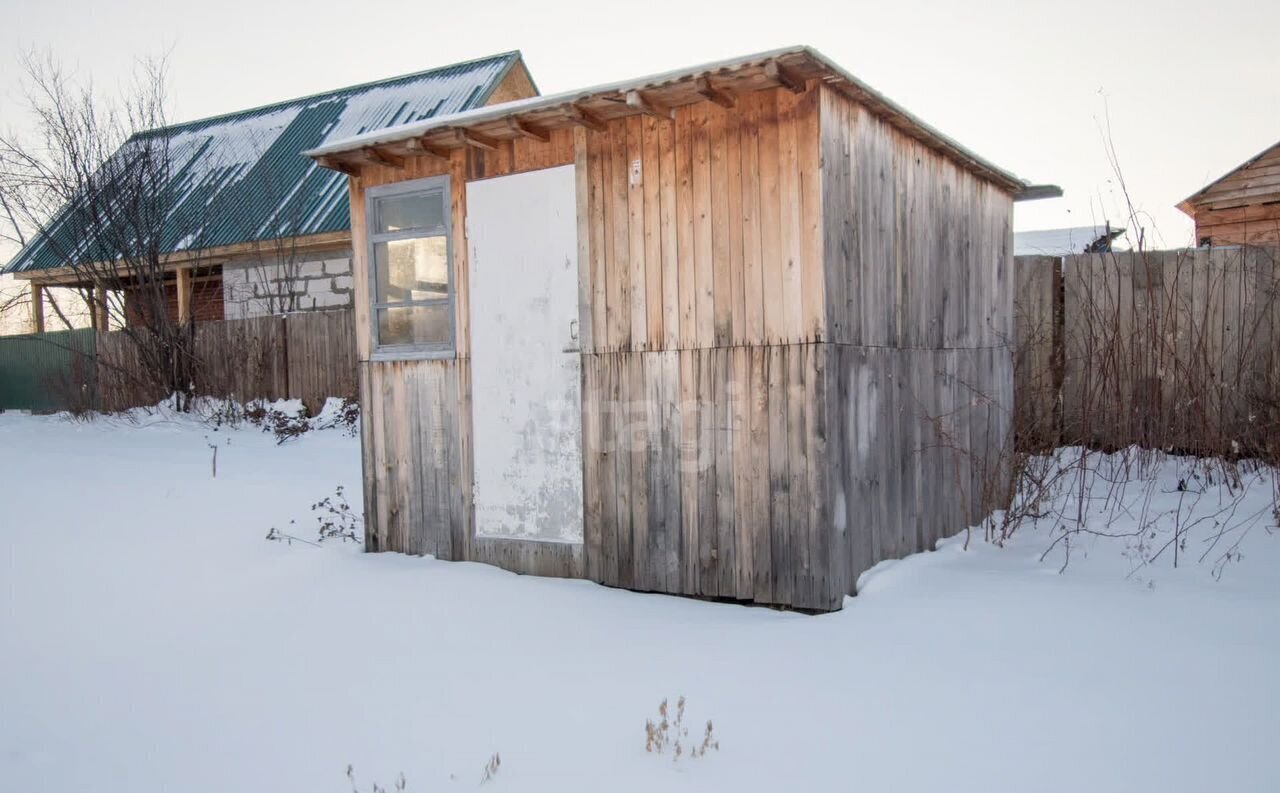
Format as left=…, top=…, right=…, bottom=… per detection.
left=306, top=46, right=1047, bottom=197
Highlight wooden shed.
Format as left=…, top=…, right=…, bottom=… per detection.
left=1179, top=139, right=1280, bottom=247
left=307, top=46, right=1056, bottom=611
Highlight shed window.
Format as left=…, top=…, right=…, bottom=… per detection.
left=366, top=175, right=453, bottom=356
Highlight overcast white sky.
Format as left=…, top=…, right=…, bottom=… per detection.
left=1, top=0, right=1277, bottom=251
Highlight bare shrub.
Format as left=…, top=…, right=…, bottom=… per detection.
left=314, top=397, right=361, bottom=436
left=921, top=243, right=1280, bottom=577
left=313, top=485, right=361, bottom=543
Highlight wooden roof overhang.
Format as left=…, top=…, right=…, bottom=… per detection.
left=1177, top=139, right=1280, bottom=217
left=9, top=230, right=353, bottom=286
left=306, top=46, right=1059, bottom=201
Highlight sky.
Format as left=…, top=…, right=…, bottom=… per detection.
left=0, top=0, right=1277, bottom=255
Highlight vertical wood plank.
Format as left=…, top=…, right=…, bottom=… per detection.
left=709, top=104, right=733, bottom=346
left=798, top=86, right=825, bottom=342
left=588, top=129, right=609, bottom=351
left=675, top=107, right=697, bottom=351
left=627, top=115, right=648, bottom=350
left=642, top=116, right=665, bottom=350
left=778, top=89, right=804, bottom=343
left=691, top=102, right=715, bottom=347
left=657, top=114, right=680, bottom=351
left=574, top=126, right=595, bottom=353
left=609, top=121, right=631, bottom=351
left=757, top=91, right=785, bottom=344
left=740, top=93, right=765, bottom=343
left=582, top=355, right=604, bottom=581
left=767, top=344, right=791, bottom=605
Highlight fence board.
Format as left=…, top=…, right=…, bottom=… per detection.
left=285, top=310, right=358, bottom=413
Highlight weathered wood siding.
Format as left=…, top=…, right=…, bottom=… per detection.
left=819, top=86, right=1013, bottom=349
left=581, top=343, right=833, bottom=608
left=579, top=87, right=825, bottom=352
left=352, top=128, right=581, bottom=579
left=819, top=85, right=1015, bottom=601
left=1187, top=144, right=1280, bottom=247
left=827, top=345, right=1012, bottom=587
left=1193, top=203, right=1280, bottom=247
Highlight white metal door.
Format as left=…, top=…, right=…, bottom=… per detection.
left=466, top=165, right=584, bottom=543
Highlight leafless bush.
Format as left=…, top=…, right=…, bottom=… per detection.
left=313, top=397, right=361, bottom=436
left=313, top=485, right=361, bottom=543
left=924, top=243, right=1280, bottom=576
left=266, top=485, right=362, bottom=547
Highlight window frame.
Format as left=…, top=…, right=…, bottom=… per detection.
left=364, top=174, right=456, bottom=360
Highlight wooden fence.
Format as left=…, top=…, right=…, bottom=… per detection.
left=1013, top=246, right=1280, bottom=459
left=13, top=309, right=357, bottom=414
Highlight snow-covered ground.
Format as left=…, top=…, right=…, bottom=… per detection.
left=2, top=407, right=1278, bottom=792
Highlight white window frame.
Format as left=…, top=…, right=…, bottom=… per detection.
left=365, top=174, right=455, bottom=360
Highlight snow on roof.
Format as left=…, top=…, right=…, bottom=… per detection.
left=5, top=52, right=523, bottom=275
left=1014, top=225, right=1126, bottom=257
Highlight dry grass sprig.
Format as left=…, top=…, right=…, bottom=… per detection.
left=644, top=696, right=719, bottom=762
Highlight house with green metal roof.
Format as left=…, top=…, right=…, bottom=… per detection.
left=4, top=51, right=537, bottom=330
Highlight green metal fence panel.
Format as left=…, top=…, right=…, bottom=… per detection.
left=0, top=329, right=97, bottom=412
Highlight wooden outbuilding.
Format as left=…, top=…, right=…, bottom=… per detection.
left=1179, top=139, right=1280, bottom=247
left=307, top=46, right=1057, bottom=611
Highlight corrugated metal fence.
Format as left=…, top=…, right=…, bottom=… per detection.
left=0, top=310, right=356, bottom=414
left=0, top=329, right=98, bottom=413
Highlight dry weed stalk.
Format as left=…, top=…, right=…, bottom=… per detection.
left=645, top=696, right=719, bottom=762
left=346, top=764, right=406, bottom=793
left=479, top=752, right=501, bottom=784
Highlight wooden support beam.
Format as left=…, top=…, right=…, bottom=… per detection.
left=625, top=90, right=673, bottom=120
left=175, top=266, right=192, bottom=325
left=764, top=61, right=806, bottom=93
left=96, top=289, right=110, bottom=329
left=404, top=137, right=454, bottom=161
left=503, top=117, right=551, bottom=143
left=364, top=147, right=406, bottom=169
left=29, top=283, right=44, bottom=334
left=316, top=155, right=360, bottom=176
left=563, top=102, right=606, bottom=133
left=87, top=287, right=99, bottom=332
left=695, top=76, right=736, bottom=109
left=453, top=128, right=500, bottom=152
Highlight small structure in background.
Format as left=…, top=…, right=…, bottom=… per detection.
left=308, top=45, right=1058, bottom=611
left=2, top=52, right=537, bottom=333
left=1178, top=139, right=1280, bottom=247
left=1014, top=224, right=1126, bottom=257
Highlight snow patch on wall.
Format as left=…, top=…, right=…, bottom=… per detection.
left=854, top=364, right=879, bottom=464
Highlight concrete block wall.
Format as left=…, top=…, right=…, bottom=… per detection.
left=222, top=251, right=355, bottom=319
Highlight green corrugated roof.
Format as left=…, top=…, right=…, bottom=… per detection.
left=5, top=51, right=525, bottom=275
